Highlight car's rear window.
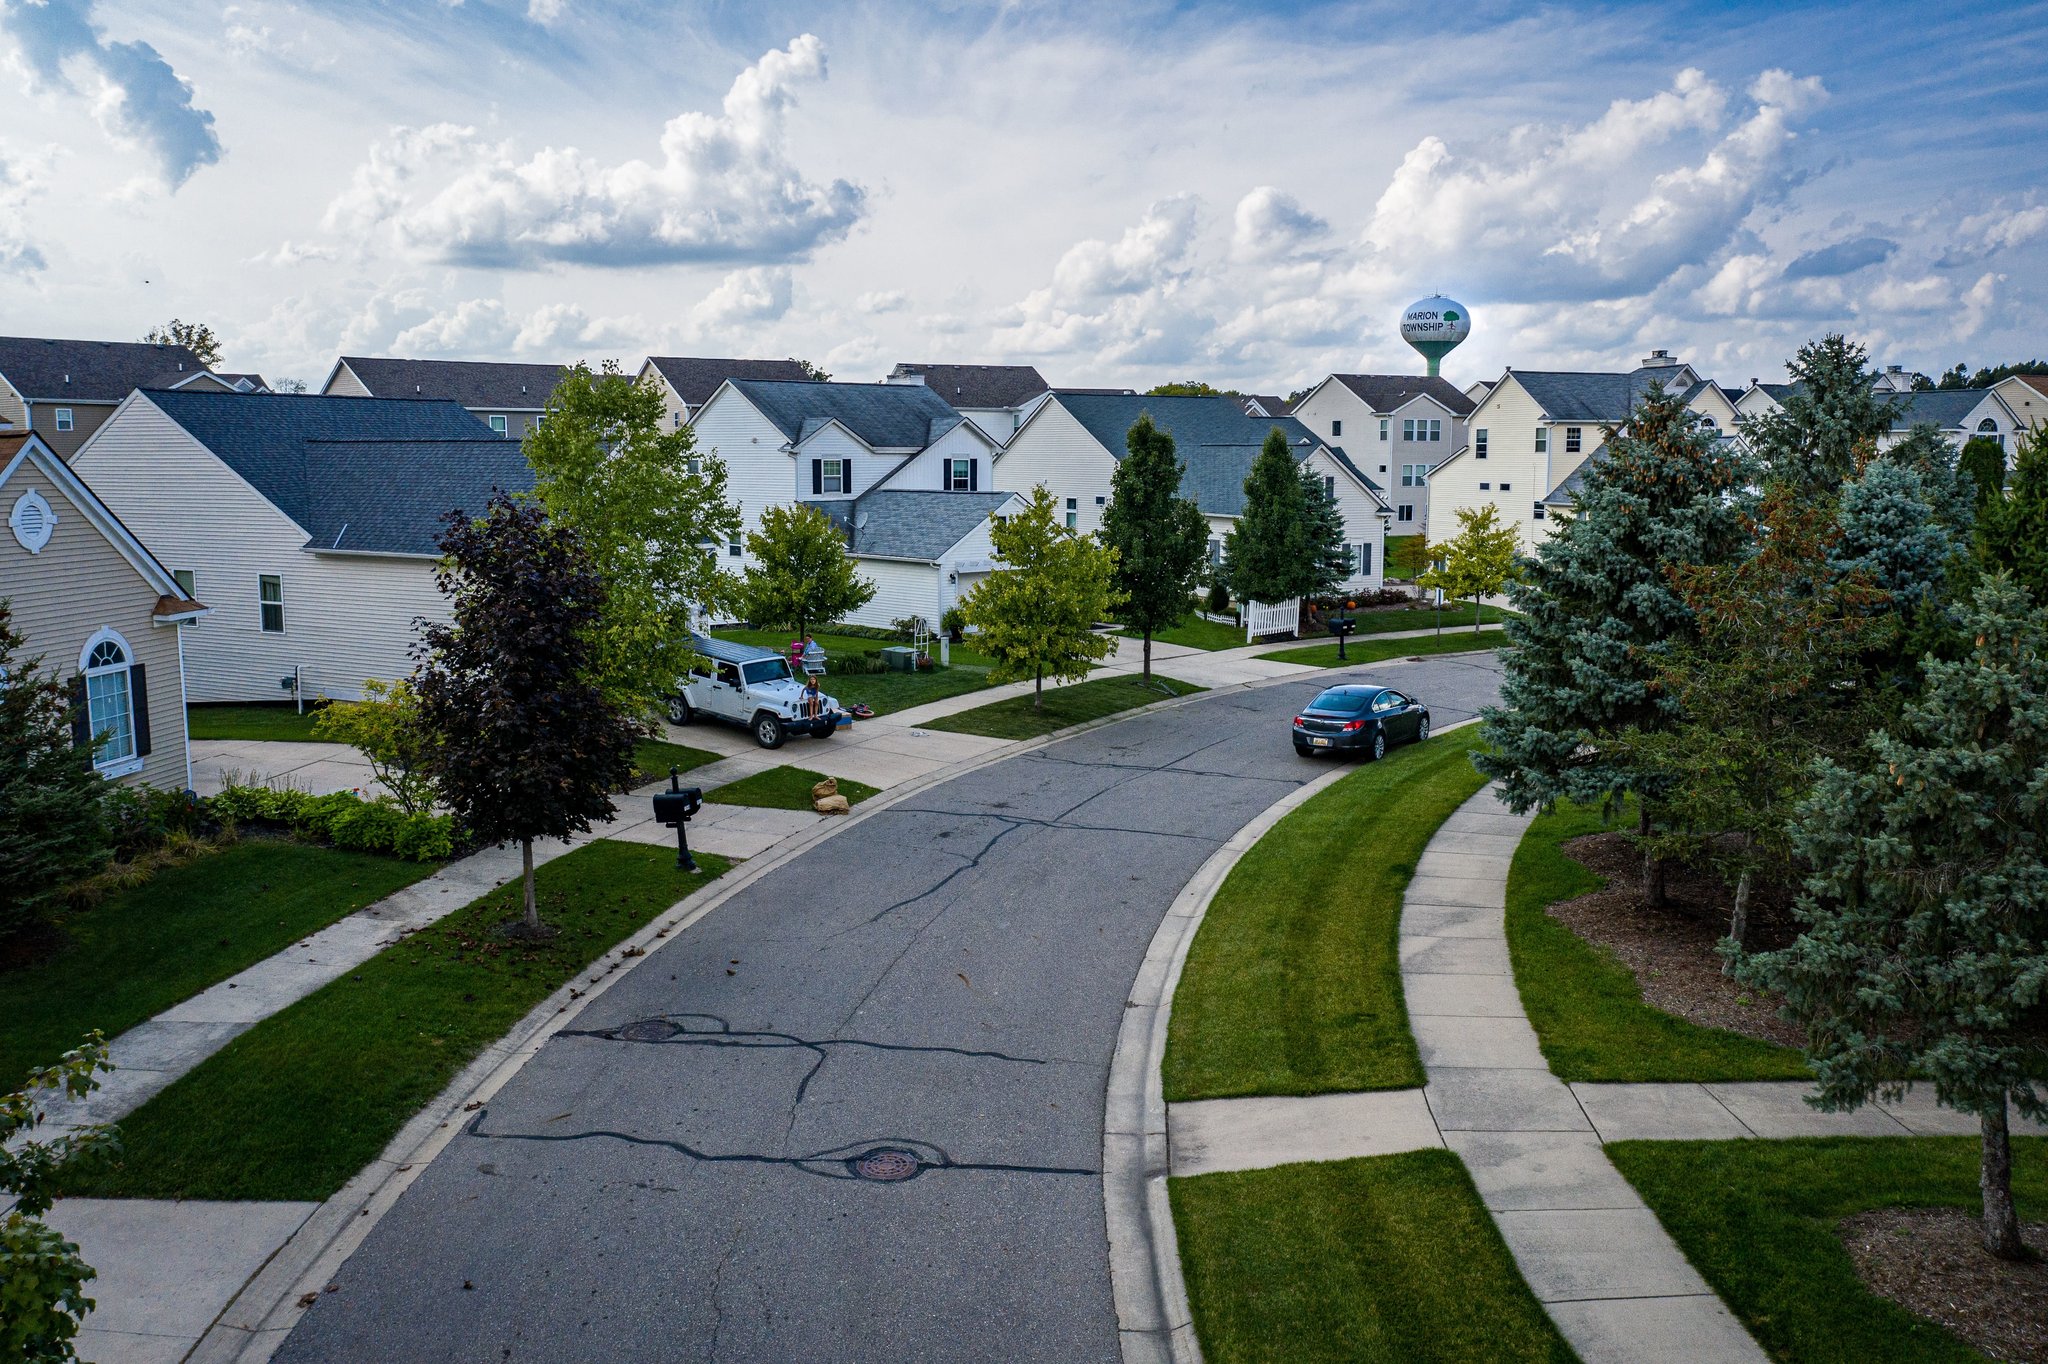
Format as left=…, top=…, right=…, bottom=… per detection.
left=1309, top=689, right=1371, bottom=713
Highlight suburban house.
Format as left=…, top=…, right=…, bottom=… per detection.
left=884, top=363, right=1052, bottom=444
left=1290, top=374, right=1478, bottom=531
left=1736, top=379, right=2023, bottom=458
left=1431, top=350, right=1738, bottom=551
left=0, top=336, right=233, bottom=460
left=1239, top=395, right=1291, bottom=418
left=807, top=489, right=1027, bottom=631
left=1, top=431, right=207, bottom=789
left=71, top=389, right=522, bottom=704
left=638, top=356, right=815, bottom=430
left=688, top=377, right=1004, bottom=572
left=1990, top=373, right=2048, bottom=434
left=995, top=392, right=1392, bottom=592
left=322, top=356, right=565, bottom=439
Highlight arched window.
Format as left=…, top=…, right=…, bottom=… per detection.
left=78, top=627, right=144, bottom=772
left=1978, top=417, right=2004, bottom=448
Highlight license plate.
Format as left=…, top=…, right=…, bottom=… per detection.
left=1310, top=737, right=1331, bottom=747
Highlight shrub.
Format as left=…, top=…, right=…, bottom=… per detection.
left=99, top=784, right=207, bottom=860
left=831, top=649, right=889, bottom=675
left=0, top=604, right=110, bottom=942
left=1206, top=580, right=1230, bottom=614
left=207, top=783, right=452, bottom=863
left=310, top=679, right=437, bottom=817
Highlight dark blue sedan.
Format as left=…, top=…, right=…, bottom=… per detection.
left=1292, top=684, right=1431, bottom=760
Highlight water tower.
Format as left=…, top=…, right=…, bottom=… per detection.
left=1399, top=295, right=1471, bottom=377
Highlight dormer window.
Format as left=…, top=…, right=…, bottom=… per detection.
left=54, top=408, right=74, bottom=432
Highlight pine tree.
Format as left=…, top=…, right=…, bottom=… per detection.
left=1957, top=434, right=2008, bottom=515
left=1296, top=466, right=1352, bottom=602
left=1102, top=416, right=1210, bottom=681
left=1224, top=429, right=1310, bottom=606
left=1734, top=576, right=2048, bottom=1259
left=1744, top=334, right=1898, bottom=497
left=1417, top=505, right=1519, bottom=633
left=1477, top=383, right=1751, bottom=896
left=0, top=603, right=109, bottom=942
left=735, top=504, right=877, bottom=646
left=960, top=487, right=1121, bottom=708
left=1979, top=424, right=2048, bottom=602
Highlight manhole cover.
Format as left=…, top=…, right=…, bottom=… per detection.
left=849, top=1147, right=923, bottom=1183
left=615, top=1019, right=681, bottom=1042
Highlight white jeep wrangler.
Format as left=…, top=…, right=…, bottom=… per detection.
left=667, top=634, right=845, bottom=749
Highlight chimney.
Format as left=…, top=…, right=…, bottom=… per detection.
left=1749, top=377, right=1758, bottom=388
left=1640, top=348, right=1677, bottom=368
left=1887, top=364, right=1903, bottom=373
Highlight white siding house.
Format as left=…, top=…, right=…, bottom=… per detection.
left=815, top=491, right=1025, bottom=630
left=72, top=389, right=519, bottom=703
left=1289, top=374, right=1477, bottom=531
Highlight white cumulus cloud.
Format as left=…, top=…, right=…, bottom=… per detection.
left=692, top=266, right=794, bottom=329
left=0, top=147, right=48, bottom=270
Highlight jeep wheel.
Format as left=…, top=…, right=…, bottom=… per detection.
left=666, top=693, right=694, bottom=726
left=753, top=713, right=786, bottom=749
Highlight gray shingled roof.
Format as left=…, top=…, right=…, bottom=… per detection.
left=648, top=356, right=814, bottom=407
left=805, top=490, right=1014, bottom=561
left=1510, top=365, right=1702, bottom=422
left=0, top=336, right=210, bottom=402
left=1543, top=444, right=1608, bottom=505
left=1241, top=395, right=1291, bottom=417
left=888, top=363, right=1048, bottom=409
left=1331, top=374, right=1477, bottom=416
left=730, top=378, right=965, bottom=451
left=144, top=389, right=514, bottom=555
left=1888, top=388, right=1996, bottom=431
left=338, top=356, right=565, bottom=410
left=1042, top=393, right=1382, bottom=517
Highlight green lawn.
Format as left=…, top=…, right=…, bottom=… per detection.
left=1351, top=603, right=1514, bottom=634
left=1172, top=1151, right=1577, bottom=1364
left=1120, top=615, right=1246, bottom=652
left=707, top=765, right=879, bottom=810
left=65, top=840, right=729, bottom=1202
left=715, top=627, right=998, bottom=670
left=186, top=703, right=332, bottom=743
left=712, top=628, right=1002, bottom=717
left=1256, top=631, right=1509, bottom=669
left=0, top=841, right=436, bottom=1091
left=1164, top=732, right=1489, bottom=1101
left=1506, top=800, right=1808, bottom=1082
left=629, top=738, right=722, bottom=788
left=1609, top=1136, right=2048, bottom=1364
left=1385, top=533, right=1427, bottom=580
left=923, top=675, right=1203, bottom=740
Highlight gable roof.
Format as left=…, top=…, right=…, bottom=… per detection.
left=806, top=490, right=1017, bottom=561
left=335, top=356, right=565, bottom=410
left=1328, top=374, right=1477, bottom=417
left=1888, top=388, right=2001, bottom=431
left=887, top=363, right=1049, bottom=409
left=1543, top=443, right=1609, bottom=506
left=1508, top=365, right=1705, bottom=423
left=0, top=336, right=211, bottom=403
left=729, top=378, right=966, bottom=451
left=1240, top=394, right=1291, bottom=417
left=140, top=389, right=514, bottom=555
left=0, top=432, right=205, bottom=620
left=646, top=356, right=814, bottom=408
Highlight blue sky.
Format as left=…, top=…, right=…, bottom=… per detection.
left=2, top=0, right=2043, bottom=391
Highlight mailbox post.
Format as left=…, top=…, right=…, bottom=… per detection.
left=651, top=766, right=704, bottom=873
left=1330, top=606, right=1357, bottom=662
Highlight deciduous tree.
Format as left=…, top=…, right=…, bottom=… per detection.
left=960, top=487, right=1121, bottom=708
left=1223, top=430, right=1311, bottom=606
left=1100, top=416, right=1210, bottom=680
left=0, top=604, right=109, bottom=942
left=311, top=678, right=437, bottom=816
left=1958, top=435, right=2009, bottom=515
left=1417, top=505, right=1518, bottom=633
left=140, top=319, right=222, bottom=368
left=412, top=496, right=636, bottom=933
left=2, top=1033, right=119, bottom=1362
left=1733, top=577, right=2048, bottom=1259
left=525, top=361, right=740, bottom=718
left=735, top=504, right=876, bottom=646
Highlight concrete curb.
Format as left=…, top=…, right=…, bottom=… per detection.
left=190, top=661, right=1390, bottom=1364
left=1103, top=717, right=1481, bottom=1364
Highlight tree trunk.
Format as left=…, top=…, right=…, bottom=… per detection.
left=1034, top=666, right=1044, bottom=710
left=521, top=838, right=539, bottom=931
left=1473, top=596, right=1483, bottom=633
left=1981, top=1095, right=2025, bottom=1259
left=1143, top=629, right=1153, bottom=682
left=1726, top=865, right=1753, bottom=969
left=1639, top=802, right=1668, bottom=908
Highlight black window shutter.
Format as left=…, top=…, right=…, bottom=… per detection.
left=131, top=664, right=151, bottom=758
left=941, top=460, right=950, bottom=490
left=844, top=463, right=856, bottom=497
left=70, top=676, right=89, bottom=748
left=969, top=459, right=979, bottom=492
left=811, top=459, right=822, bottom=495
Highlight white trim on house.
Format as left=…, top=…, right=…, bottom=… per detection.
left=1, top=428, right=201, bottom=614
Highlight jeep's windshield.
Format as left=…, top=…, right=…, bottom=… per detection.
left=742, top=658, right=793, bottom=686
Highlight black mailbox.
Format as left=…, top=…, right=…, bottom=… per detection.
left=651, top=767, right=704, bottom=872
left=1330, top=616, right=1357, bottom=637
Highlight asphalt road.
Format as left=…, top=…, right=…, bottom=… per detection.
left=279, top=651, right=1506, bottom=1364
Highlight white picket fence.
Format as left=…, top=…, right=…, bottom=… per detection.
left=1243, top=598, right=1300, bottom=642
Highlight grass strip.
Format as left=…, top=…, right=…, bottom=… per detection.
left=1350, top=603, right=1514, bottom=634
left=1256, top=631, right=1507, bottom=669
left=186, top=703, right=331, bottom=742
left=0, top=841, right=435, bottom=1091
left=64, top=840, right=729, bottom=1202
left=707, top=765, right=879, bottom=810
left=629, top=738, right=723, bottom=787
left=1506, top=800, right=1807, bottom=1082
left=1119, top=615, right=1247, bottom=652
left=1171, top=1150, right=1578, bottom=1364
left=1608, top=1136, right=2048, bottom=1364
left=1164, top=731, right=1488, bottom=1100
left=923, top=674, right=1203, bottom=740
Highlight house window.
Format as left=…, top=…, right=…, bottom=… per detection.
left=489, top=414, right=509, bottom=436
left=173, top=569, right=195, bottom=598
left=1357, top=541, right=1373, bottom=576
left=1533, top=502, right=1547, bottom=521
left=1500, top=482, right=1511, bottom=491
left=1095, top=495, right=1106, bottom=505
left=1403, top=418, right=1418, bottom=441
left=946, top=458, right=972, bottom=491
left=1426, top=419, right=1442, bottom=442
left=81, top=629, right=137, bottom=771
left=1978, top=417, right=2004, bottom=446
left=54, top=407, right=74, bottom=432
left=1208, top=538, right=1222, bottom=564
left=1065, top=497, right=1078, bottom=530
left=1401, top=464, right=1427, bottom=487
left=728, top=536, right=742, bottom=558
left=820, top=459, right=846, bottom=494
left=1331, top=419, right=1342, bottom=438
left=1474, top=428, right=1488, bottom=459
left=1565, top=426, right=1582, bottom=454
left=1379, top=418, right=1389, bottom=441
left=687, top=456, right=703, bottom=477
left=258, top=575, right=284, bottom=633
left=1398, top=505, right=1415, bottom=523
left=1535, top=428, right=1549, bottom=454
left=1479, top=482, right=1492, bottom=491
left=1324, top=475, right=1336, bottom=498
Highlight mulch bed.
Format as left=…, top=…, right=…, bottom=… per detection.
left=1838, top=1207, right=2048, bottom=1362
left=1550, top=831, right=1805, bottom=1048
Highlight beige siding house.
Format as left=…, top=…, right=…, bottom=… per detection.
left=0, top=336, right=228, bottom=461
left=0, top=432, right=205, bottom=788
left=72, top=389, right=519, bottom=703
left=637, top=356, right=815, bottom=431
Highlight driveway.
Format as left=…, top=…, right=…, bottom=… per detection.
left=277, top=652, right=1506, bottom=1363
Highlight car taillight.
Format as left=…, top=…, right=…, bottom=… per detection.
left=1293, top=716, right=1306, bottom=726
left=1342, top=719, right=1366, bottom=732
